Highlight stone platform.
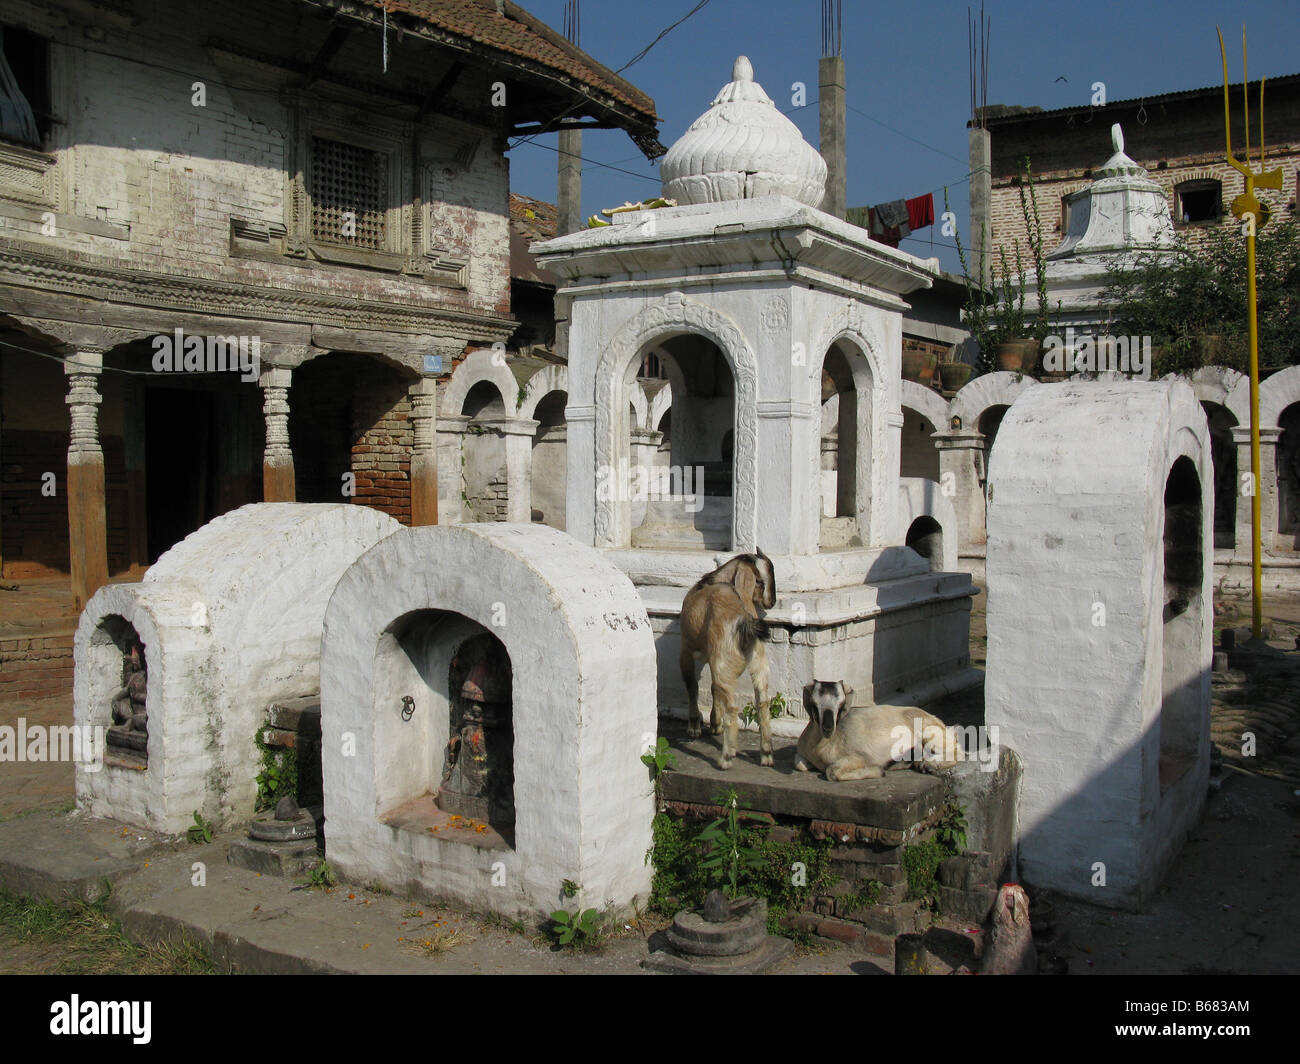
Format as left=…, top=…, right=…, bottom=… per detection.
left=656, top=724, right=1021, bottom=951
left=661, top=730, right=949, bottom=842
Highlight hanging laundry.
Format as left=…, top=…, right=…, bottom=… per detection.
left=874, top=198, right=910, bottom=230
left=906, top=193, right=935, bottom=231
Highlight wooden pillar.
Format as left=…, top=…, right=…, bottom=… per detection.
left=259, top=367, right=296, bottom=501
left=409, top=376, right=439, bottom=525
left=65, top=348, right=109, bottom=609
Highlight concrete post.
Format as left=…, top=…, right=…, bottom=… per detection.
left=65, top=348, right=109, bottom=609
left=557, top=128, right=582, bottom=236
left=436, top=414, right=470, bottom=524
left=968, top=127, right=992, bottom=288
left=1232, top=425, right=1281, bottom=553
left=936, top=430, right=987, bottom=550
left=818, top=56, right=846, bottom=220
left=408, top=377, right=439, bottom=525
left=497, top=418, right=541, bottom=524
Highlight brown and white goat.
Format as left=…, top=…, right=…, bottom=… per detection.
left=678, top=549, right=777, bottom=769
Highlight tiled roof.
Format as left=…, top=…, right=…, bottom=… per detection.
left=352, top=0, right=657, bottom=122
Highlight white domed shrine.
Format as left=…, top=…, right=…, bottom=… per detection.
left=530, top=57, right=976, bottom=721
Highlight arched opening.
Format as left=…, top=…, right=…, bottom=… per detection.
left=1201, top=401, right=1237, bottom=549
left=1161, top=455, right=1203, bottom=793
left=291, top=352, right=415, bottom=524
left=376, top=609, right=516, bottom=847
left=816, top=339, right=872, bottom=550
left=530, top=390, right=567, bottom=529
left=628, top=334, right=733, bottom=550
left=459, top=379, right=509, bottom=522
left=1278, top=402, right=1300, bottom=550
left=979, top=404, right=1010, bottom=496
left=905, top=515, right=944, bottom=572
left=900, top=407, right=941, bottom=482
left=87, top=615, right=149, bottom=769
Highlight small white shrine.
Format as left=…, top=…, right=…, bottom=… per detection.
left=1023, top=123, right=1179, bottom=331
left=533, top=57, right=977, bottom=717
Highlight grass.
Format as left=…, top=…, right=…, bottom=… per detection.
left=0, top=888, right=215, bottom=975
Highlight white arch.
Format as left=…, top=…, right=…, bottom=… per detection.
left=518, top=364, right=569, bottom=422
left=594, top=292, right=758, bottom=549
left=440, top=348, right=521, bottom=418
left=1260, top=365, right=1300, bottom=430
left=1181, top=366, right=1244, bottom=415
left=647, top=380, right=673, bottom=432
left=629, top=380, right=649, bottom=431
left=950, top=371, right=1039, bottom=431
left=900, top=379, right=949, bottom=432
left=809, top=303, right=890, bottom=546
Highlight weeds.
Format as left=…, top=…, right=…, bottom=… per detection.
left=0, top=888, right=214, bottom=975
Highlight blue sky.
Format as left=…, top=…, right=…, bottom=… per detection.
left=507, top=0, right=1298, bottom=273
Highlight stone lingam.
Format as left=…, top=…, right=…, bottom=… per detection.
left=228, top=795, right=320, bottom=877
left=644, top=889, right=793, bottom=974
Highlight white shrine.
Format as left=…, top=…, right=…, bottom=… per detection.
left=533, top=57, right=977, bottom=718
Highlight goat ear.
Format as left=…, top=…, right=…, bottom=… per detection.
left=841, top=685, right=853, bottom=707
left=802, top=683, right=817, bottom=719
left=731, top=558, right=758, bottom=608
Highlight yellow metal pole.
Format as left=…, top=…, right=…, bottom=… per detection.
left=1247, top=221, right=1262, bottom=640
left=1220, top=26, right=1277, bottom=641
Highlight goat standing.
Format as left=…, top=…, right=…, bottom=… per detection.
left=678, top=550, right=776, bottom=769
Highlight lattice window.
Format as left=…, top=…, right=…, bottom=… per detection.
left=310, top=136, right=388, bottom=249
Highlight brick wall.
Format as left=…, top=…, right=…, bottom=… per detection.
left=0, top=631, right=74, bottom=700
left=289, top=353, right=413, bottom=525
left=983, top=82, right=1300, bottom=274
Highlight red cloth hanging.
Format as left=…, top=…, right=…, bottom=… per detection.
left=906, top=193, right=935, bottom=231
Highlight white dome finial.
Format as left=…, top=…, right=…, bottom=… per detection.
left=660, top=56, right=827, bottom=208
left=1111, top=123, right=1124, bottom=155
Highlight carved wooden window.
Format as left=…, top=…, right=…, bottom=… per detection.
left=310, top=136, right=389, bottom=250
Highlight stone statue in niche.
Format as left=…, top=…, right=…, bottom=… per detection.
left=107, top=640, right=148, bottom=756
left=437, top=633, right=515, bottom=828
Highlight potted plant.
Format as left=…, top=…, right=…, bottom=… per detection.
left=902, top=345, right=938, bottom=384
left=938, top=358, right=974, bottom=391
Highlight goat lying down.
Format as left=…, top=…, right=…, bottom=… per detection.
left=679, top=549, right=776, bottom=770
left=796, top=680, right=964, bottom=781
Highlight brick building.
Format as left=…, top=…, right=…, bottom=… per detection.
left=970, top=74, right=1300, bottom=283
left=0, top=0, right=660, bottom=607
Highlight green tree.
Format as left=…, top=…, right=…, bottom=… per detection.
left=1101, top=219, right=1300, bottom=377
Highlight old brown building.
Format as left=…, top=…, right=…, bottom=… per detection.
left=0, top=0, right=659, bottom=607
